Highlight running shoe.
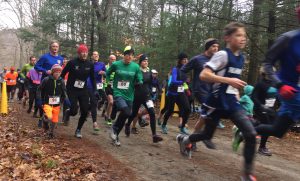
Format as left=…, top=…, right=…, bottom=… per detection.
left=179, top=127, right=190, bottom=135
left=110, top=128, right=117, bottom=141
left=139, top=117, right=149, bottom=127
left=203, top=140, right=216, bottom=149
left=93, top=122, right=100, bottom=131
left=258, top=147, right=272, bottom=156
left=153, top=135, right=163, bottom=143
left=241, top=174, right=257, bottom=181
left=176, top=134, right=192, bottom=158
left=217, top=121, right=225, bottom=129
left=106, top=118, right=113, bottom=126
left=114, top=137, right=121, bottom=146
left=131, top=127, right=139, bottom=134
left=191, top=142, right=197, bottom=152
left=232, top=127, right=243, bottom=152
left=63, top=109, right=70, bottom=126
left=75, top=129, right=82, bottom=138
left=125, top=124, right=130, bottom=137
left=161, top=125, right=168, bottom=134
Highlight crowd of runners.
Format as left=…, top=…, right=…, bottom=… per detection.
left=1, top=9, right=300, bottom=181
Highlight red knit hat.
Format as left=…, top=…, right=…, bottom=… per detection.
left=51, top=64, right=62, bottom=73
left=77, top=44, right=88, bottom=54
left=296, top=6, right=300, bottom=22
left=10, top=66, right=15, bottom=71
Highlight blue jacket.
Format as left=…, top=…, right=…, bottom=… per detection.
left=181, top=54, right=211, bottom=95
left=35, top=53, right=63, bottom=74
left=87, top=61, right=106, bottom=89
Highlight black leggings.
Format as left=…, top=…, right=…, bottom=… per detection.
left=162, top=93, right=191, bottom=128
left=28, top=88, right=42, bottom=116
left=88, top=89, right=98, bottom=123
left=189, top=109, right=256, bottom=174
left=254, top=110, right=276, bottom=148
left=256, top=114, right=295, bottom=138
left=127, top=98, right=156, bottom=135
left=68, top=89, right=89, bottom=130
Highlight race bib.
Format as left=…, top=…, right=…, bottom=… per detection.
left=265, top=98, right=276, bottom=108
left=152, top=87, right=157, bottom=93
left=49, top=96, right=60, bottom=105
left=117, top=81, right=129, bottom=90
left=97, top=83, right=103, bottom=90
left=226, top=85, right=239, bottom=95
left=74, top=80, right=85, bottom=88
left=177, top=86, right=184, bottom=93
left=10, top=80, right=15, bottom=83
left=146, top=100, right=154, bottom=108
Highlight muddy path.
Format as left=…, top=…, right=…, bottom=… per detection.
left=17, top=103, right=300, bottom=181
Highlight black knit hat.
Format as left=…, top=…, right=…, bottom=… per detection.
left=205, top=38, right=219, bottom=50
left=178, top=52, right=188, bottom=60
left=139, top=54, right=148, bottom=64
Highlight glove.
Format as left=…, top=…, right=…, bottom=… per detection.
left=36, top=99, right=43, bottom=107
left=279, top=85, right=297, bottom=100
left=64, top=98, right=71, bottom=108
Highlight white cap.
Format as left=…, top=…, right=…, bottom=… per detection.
left=151, top=69, right=158, bottom=74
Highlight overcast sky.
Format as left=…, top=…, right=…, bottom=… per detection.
left=0, top=2, right=19, bottom=29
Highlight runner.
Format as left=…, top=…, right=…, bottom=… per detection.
left=181, top=38, right=219, bottom=150
left=255, top=7, right=300, bottom=154
left=34, top=40, right=63, bottom=80
left=161, top=53, right=191, bottom=135
left=36, top=64, right=70, bottom=138
left=61, top=44, right=96, bottom=138
left=106, top=46, right=143, bottom=146
left=150, top=69, right=160, bottom=104
left=124, top=54, right=163, bottom=143
left=5, top=66, right=18, bottom=102
left=20, top=56, right=36, bottom=105
left=87, top=51, right=106, bottom=133
left=176, top=22, right=257, bottom=181
left=26, top=67, right=43, bottom=118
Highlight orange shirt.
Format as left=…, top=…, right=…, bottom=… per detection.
left=5, top=71, right=18, bottom=86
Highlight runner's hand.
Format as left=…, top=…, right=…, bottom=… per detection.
left=226, top=78, right=247, bottom=89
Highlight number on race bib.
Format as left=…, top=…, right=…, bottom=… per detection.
left=152, top=87, right=157, bottom=93
left=74, top=80, right=85, bottom=88
left=177, top=86, right=184, bottom=93
left=265, top=98, right=276, bottom=108
left=146, top=100, right=154, bottom=108
left=226, top=85, right=239, bottom=95
left=49, top=96, right=60, bottom=105
left=117, top=81, right=130, bottom=90
left=97, top=83, right=103, bottom=90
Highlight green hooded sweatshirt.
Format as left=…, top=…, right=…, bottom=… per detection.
left=239, top=85, right=254, bottom=116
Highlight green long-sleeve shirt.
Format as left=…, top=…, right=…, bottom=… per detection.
left=20, top=64, right=34, bottom=78
left=106, top=60, right=143, bottom=102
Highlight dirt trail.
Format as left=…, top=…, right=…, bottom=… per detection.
left=18, top=103, right=300, bottom=181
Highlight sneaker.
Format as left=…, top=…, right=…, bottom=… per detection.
left=75, top=129, right=82, bottom=138
left=241, top=174, right=257, bottom=181
left=157, top=119, right=162, bottom=126
left=93, top=122, right=100, bottom=131
left=106, top=119, right=113, bottom=126
left=176, top=134, right=192, bottom=158
left=191, top=142, right=197, bottom=152
left=110, top=128, right=118, bottom=141
left=217, top=121, right=225, bottom=129
left=153, top=135, right=163, bottom=143
left=113, top=137, right=121, bottom=146
left=125, top=124, right=130, bottom=137
left=131, top=127, right=139, bottom=134
left=203, top=139, right=216, bottom=149
left=139, top=117, right=149, bottom=127
left=179, top=127, right=190, bottom=135
left=63, top=109, right=70, bottom=126
left=258, top=147, right=272, bottom=156
left=232, top=127, right=243, bottom=152
left=161, top=125, right=168, bottom=134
